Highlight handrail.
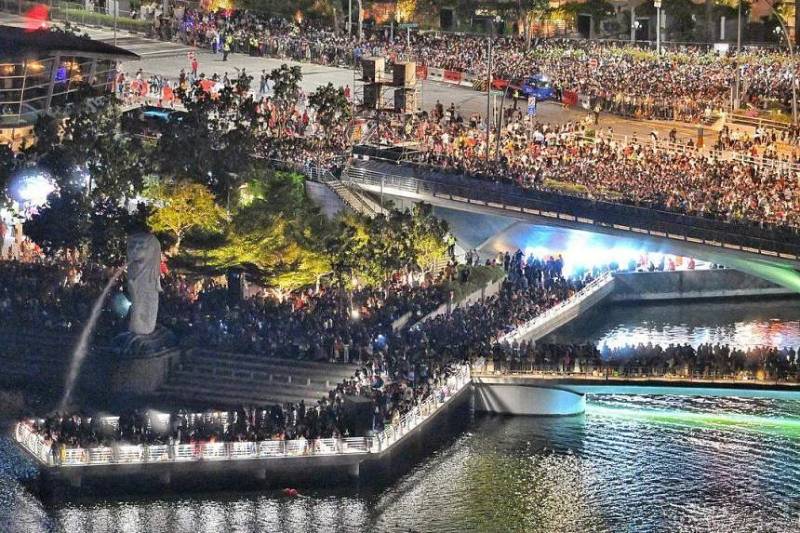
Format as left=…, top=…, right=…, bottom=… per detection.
left=499, top=273, right=614, bottom=344
left=14, top=365, right=471, bottom=468
left=341, top=164, right=800, bottom=260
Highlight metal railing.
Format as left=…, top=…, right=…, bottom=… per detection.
left=14, top=365, right=471, bottom=468
left=341, top=164, right=800, bottom=260
left=473, top=367, right=800, bottom=387
left=499, top=273, right=614, bottom=344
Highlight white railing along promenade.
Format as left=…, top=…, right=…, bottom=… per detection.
left=14, top=366, right=471, bottom=468
left=499, top=273, right=614, bottom=345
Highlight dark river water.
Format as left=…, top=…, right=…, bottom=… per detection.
left=3, top=299, right=800, bottom=532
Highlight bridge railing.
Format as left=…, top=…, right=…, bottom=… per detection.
left=341, top=163, right=800, bottom=260
left=499, top=273, right=614, bottom=344
left=14, top=365, right=471, bottom=468
left=474, top=364, right=800, bottom=386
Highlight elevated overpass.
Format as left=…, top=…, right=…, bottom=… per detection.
left=340, top=161, right=800, bottom=291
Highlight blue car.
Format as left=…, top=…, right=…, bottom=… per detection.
left=510, top=74, right=555, bottom=101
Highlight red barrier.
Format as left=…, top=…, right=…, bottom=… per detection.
left=492, top=79, right=509, bottom=90
left=416, top=65, right=428, bottom=81
left=443, top=70, right=463, bottom=83
left=562, top=90, right=578, bottom=106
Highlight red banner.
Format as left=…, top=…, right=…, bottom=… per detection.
left=562, top=90, right=578, bottom=106
left=443, top=70, right=463, bottom=82
left=416, top=65, right=428, bottom=81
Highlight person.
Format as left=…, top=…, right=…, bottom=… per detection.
left=593, top=103, right=600, bottom=125
left=223, top=36, right=231, bottom=62
left=190, top=53, right=199, bottom=78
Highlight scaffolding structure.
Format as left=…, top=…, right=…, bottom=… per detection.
left=351, top=56, right=422, bottom=161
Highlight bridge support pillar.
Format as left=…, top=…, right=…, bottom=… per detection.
left=348, top=462, right=360, bottom=479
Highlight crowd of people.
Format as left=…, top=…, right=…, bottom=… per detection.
left=493, top=341, right=800, bottom=382
left=384, top=108, right=800, bottom=228
left=15, top=248, right=593, bottom=448
left=132, top=7, right=800, bottom=124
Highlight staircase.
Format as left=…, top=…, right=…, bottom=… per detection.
left=324, top=177, right=382, bottom=216
left=158, top=349, right=360, bottom=407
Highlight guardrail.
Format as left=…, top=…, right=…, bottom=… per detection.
left=14, top=365, right=471, bottom=468
left=499, top=273, right=614, bottom=344
left=341, top=164, right=800, bottom=261
left=472, top=368, right=800, bottom=387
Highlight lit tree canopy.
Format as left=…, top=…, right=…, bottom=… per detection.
left=146, top=180, right=227, bottom=254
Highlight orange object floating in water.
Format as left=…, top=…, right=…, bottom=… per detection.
left=282, top=488, right=299, bottom=497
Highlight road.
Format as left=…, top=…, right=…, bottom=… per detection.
left=0, top=10, right=716, bottom=146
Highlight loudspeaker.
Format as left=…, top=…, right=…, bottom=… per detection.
left=361, top=57, right=385, bottom=82
left=363, top=84, right=381, bottom=109
left=393, top=61, right=416, bottom=87
left=394, top=88, right=417, bottom=114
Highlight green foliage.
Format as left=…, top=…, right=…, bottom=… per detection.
left=561, top=0, right=615, bottom=29
left=201, top=171, right=331, bottom=290
left=309, top=82, right=352, bottom=139
left=146, top=181, right=227, bottom=254
left=325, top=203, right=449, bottom=288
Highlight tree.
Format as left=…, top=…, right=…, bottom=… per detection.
left=204, top=171, right=331, bottom=290
left=308, top=82, right=352, bottom=141
left=146, top=181, right=227, bottom=254
left=269, top=64, right=303, bottom=139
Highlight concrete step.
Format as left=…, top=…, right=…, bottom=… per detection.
left=189, top=350, right=359, bottom=377
left=183, top=352, right=358, bottom=381
left=179, top=363, right=334, bottom=392
left=169, top=368, right=332, bottom=395
left=159, top=374, right=322, bottom=406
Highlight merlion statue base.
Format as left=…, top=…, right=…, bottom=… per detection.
left=112, top=326, right=177, bottom=358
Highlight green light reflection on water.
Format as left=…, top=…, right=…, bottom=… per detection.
left=586, top=403, right=800, bottom=438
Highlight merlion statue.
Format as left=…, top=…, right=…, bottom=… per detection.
left=127, top=232, right=162, bottom=336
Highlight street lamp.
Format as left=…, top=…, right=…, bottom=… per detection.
left=767, top=4, right=797, bottom=124
left=654, top=0, right=662, bottom=54
left=485, top=15, right=501, bottom=160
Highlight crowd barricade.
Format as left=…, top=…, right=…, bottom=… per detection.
left=62, top=448, right=86, bottom=465
left=443, top=70, right=463, bottom=83
left=230, top=441, right=257, bottom=458
left=14, top=366, right=472, bottom=468
left=174, top=443, right=196, bottom=461
left=284, top=439, right=308, bottom=456
left=258, top=440, right=285, bottom=457
left=145, top=445, right=171, bottom=462
left=202, top=442, right=227, bottom=459
left=115, top=444, right=144, bottom=463
left=428, top=67, right=444, bottom=82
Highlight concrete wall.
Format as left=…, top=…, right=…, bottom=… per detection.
left=514, top=277, right=616, bottom=343
left=417, top=276, right=505, bottom=324
left=109, top=348, right=181, bottom=395
left=473, top=378, right=586, bottom=415
left=611, top=269, right=796, bottom=302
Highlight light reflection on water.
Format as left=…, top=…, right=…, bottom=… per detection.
left=543, top=298, right=800, bottom=350
left=3, top=394, right=800, bottom=532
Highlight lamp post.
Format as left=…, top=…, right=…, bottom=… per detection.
left=485, top=15, right=501, bottom=160
left=768, top=4, right=797, bottom=124
left=654, top=0, right=662, bottom=54
left=348, top=0, right=352, bottom=37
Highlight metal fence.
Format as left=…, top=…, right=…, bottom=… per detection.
left=499, top=273, right=614, bottom=344
left=14, top=365, right=471, bottom=468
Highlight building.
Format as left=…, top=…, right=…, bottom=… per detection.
left=0, top=25, right=138, bottom=143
